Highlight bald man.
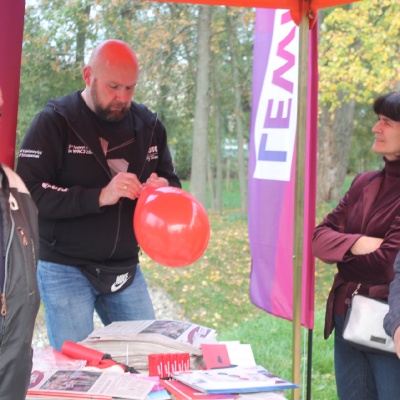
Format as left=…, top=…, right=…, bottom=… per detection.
left=16, top=40, right=181, bottom=351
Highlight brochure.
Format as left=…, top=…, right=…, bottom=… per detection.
left=171, top=366, right=298, bottom=394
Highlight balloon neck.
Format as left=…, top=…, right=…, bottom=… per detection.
left=140, top=185, right=157, bottom=195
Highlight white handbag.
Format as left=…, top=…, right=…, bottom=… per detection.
left=343, top=293, right=395, bottom=354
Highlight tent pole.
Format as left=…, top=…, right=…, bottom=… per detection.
left=0, top=0, right=25, bottom=168
left=291, top=8, right=309, bottom=400
left=306, top=329, right=313, bottom=400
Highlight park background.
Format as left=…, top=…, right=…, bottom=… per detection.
left=15, top=1, right=400, bottom=399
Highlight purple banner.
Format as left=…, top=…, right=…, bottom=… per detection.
left=248, top=8, right=317, bottom=329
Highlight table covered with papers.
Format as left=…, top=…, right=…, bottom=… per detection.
left=27, top=319, right=293, bottom=400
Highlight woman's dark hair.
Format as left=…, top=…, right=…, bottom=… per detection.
left=373, top=92, right=400, bottom=122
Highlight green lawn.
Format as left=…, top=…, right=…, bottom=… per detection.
left=141, top=180, right=344, bottom=400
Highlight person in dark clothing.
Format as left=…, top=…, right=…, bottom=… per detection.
left=16, top=39, right=181, bottom=351
left=312, top=92, right=400, bottom=399
left=384, top=252, right=400, bottom=358
left=0, top=87, right=41, bottom=399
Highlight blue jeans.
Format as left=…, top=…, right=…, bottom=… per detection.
left=334, top=315, right=400, bottom=399
left=37, top=260, right=155, bottom=351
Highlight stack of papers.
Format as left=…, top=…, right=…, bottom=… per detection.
left=80, top=320, right=217, bottom=371
left=159, top=381, right=288, bottom=400
left=170, top=366, right=298, bottom=394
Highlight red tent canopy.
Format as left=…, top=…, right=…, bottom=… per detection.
left=153, top=0, right=358, bottom=24
left=153, top=0, right=356, bottom=9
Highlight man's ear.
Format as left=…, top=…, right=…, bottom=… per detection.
left=82, top=66, right=92, bottom=86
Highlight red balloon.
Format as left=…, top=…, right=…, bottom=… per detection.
left=134, top=186, right=210, bottom=267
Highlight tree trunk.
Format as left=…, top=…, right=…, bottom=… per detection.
left=75, top=2, right=91, bottom=67
left=207, top=151, right=215, bottom=210
left=227, top=10, right=247, bottom=214
left=212, top=58, right=223, bottom=212
left=189, top=5, right=212, bottom=208
left=317, top=97, right=356, bottom=202
left=225, top=158, right=231, bottom=190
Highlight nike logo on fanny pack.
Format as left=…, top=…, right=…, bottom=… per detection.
left=111, top=272, right=131, bottom=292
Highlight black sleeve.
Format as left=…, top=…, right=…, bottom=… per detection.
left=154, top=119, right=181, bottom=188
left=16, top=108, right=102, bottom=219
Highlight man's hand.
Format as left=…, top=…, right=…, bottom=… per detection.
left=350, top=236, right=383, bottom=255
left=99, top=172, right=143, bottom=206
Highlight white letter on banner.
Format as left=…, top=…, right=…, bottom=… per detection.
left=253, top=9, right=299, bottom=182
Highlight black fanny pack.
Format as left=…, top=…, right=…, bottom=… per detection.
left=81, top=264, right=137, bottom=294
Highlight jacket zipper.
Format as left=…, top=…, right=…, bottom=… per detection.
left=54, top=107, right=156, bottom=259
left=0, top=293, right=5, bottom=317
left=1, top=211, right=15, bottom=316
left=107, top=201, right=122, bottom=258
left=60, top=111, right=122, bottom=257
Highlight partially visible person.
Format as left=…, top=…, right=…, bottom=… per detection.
left=16, top=39, right=181, bottom=352
left=385, top=251, right=400, bottom=359
left=0, top=87, right=41, bottom=399
left=313, top=92, right=400, bottom=399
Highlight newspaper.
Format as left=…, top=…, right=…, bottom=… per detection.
left=81, top=320, right=217, bottom=370
left=27, top=369, right=155, bottom=400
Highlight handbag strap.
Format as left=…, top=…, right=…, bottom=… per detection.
left=351, top=283, right=362, bottom=297
left=347, top=283, right=362, bottom=309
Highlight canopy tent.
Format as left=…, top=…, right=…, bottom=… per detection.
left=0, top=0, right=358, bottom=168
left=0, top=1, right=358, bottom=399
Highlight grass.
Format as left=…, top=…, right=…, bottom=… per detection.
left=140, top=179, right=350, bottom=400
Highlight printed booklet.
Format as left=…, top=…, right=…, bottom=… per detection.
left=171, top=366, right=298, bottom=394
